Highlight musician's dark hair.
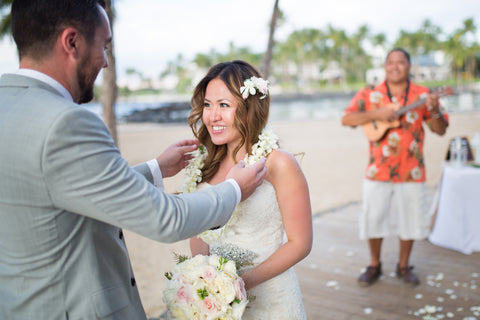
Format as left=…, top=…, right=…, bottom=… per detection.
left=386, top=47, right=411, bottom=63
left=11, top=0, right=107, bottom=60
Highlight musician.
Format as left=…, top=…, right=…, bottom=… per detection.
left=341, top=48, right=449, bottom=287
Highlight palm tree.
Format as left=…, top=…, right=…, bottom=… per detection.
left=0, top=0, right=119, bottom=144
left=459, top=18, right=478, bottom=80
left=442, top=18, right=478, bottom=84
left=262, top=0, right=280, bottom=79
left=101, top=0, right=118, bottom=144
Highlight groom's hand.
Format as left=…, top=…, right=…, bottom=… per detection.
left=226, top=158, right=267, bottom=202
left=156, top=139, right=200, bottom=178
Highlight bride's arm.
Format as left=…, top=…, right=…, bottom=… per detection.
left=241, top=149, right=313, bottom=290
left=190, top=237, right=209, bottom=256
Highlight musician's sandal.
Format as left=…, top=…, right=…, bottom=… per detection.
left=396, top=264, right=420, bottom=287
left=358, top=263, right=382, bottom=287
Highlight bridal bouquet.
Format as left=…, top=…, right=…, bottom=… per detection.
left=163, top=254, right=248, bottom=320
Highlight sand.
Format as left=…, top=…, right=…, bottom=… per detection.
left=117, top=112, right=480, bottom=318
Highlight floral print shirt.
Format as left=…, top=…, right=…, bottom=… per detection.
left=344, top=80, right=449, bottom=183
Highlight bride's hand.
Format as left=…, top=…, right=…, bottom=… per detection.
left=156, top=139, right=200, bottom=178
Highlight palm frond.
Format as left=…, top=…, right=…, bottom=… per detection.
left=0, top=13, right=11, bottom=38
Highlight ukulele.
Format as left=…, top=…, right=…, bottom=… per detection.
left=362, top=86, right=453, bottom=142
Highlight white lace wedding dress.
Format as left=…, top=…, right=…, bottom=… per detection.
left=200, top=181, right=306, bottom=320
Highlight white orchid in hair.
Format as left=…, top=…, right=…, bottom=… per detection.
left=240, top=76, right=269, bottom=100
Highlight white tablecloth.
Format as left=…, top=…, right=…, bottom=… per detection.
left=429, top=164, right=480, bottom=254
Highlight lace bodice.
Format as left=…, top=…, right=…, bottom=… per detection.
left=207, top=181, right=283, bottom=271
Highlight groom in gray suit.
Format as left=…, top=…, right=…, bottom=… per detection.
left=0, top=1, right=267, bottom=319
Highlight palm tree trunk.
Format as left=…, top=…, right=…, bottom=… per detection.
left=262, top=0, right=279, bottom=79
left=101, top=0, right=118, bottom=145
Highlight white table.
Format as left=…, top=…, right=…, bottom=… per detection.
left=429, top=163, right=480, bottom=254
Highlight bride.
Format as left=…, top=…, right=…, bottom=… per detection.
left=182, top=60, right=312, bottom=319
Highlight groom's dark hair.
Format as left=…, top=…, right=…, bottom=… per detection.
left=11, top=0, right=106, bottom=60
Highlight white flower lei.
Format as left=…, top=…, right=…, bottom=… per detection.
left=179, top=127, right=279, bottom=243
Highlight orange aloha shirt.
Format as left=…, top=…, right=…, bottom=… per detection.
left=344, top=80, right=449, bottom=183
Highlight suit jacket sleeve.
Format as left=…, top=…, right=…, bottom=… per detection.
left=43, top=107, right=235, bottom=242
left=132, top=162, right=154, bottom=184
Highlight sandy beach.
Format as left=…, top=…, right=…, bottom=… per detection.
left=118, top=112, right=480, bottom=318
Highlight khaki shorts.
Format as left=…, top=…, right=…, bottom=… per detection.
left=359, top=179, right=430, bottom=240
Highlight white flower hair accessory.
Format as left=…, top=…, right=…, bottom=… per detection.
left=240, top=76, right=269, bottom=100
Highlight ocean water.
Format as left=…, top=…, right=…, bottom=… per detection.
left=83, top=92, right=480, bottom=122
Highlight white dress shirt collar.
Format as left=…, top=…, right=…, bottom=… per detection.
left=15, top=68, right=73, bottom=102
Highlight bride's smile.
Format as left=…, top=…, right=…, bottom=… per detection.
left=203, top=78, right=242, bottom=150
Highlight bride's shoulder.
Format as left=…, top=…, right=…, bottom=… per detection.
left=266, top=149, right=302, bottom=178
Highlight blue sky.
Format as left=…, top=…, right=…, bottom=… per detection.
left=1, top=0, right=479, bottom=80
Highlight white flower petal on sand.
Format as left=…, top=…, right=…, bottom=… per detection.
left=446, top=312, right=455, bottom=318
left=326, top=280, right=338, bottom=288
left=415, top=294, right=423, bottom=299
left=425, top=305, right=437, bottom=313
left=364, top=307, right=373, bottom=315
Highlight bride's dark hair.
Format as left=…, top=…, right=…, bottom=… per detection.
left=188, top=60, right=270, bottom=183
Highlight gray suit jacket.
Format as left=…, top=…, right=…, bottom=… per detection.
left=0, top=74, right=236, bottom=319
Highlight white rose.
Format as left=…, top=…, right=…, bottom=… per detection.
left=210, top=275, right=236, bottom=305
left=231, top=299, right=248, bottom=319
left=223, top=260, right=237, bottom=275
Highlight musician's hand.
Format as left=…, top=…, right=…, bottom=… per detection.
left=426, top=93, right=440, bottom=113
left=375, top=107, right=399, bottom=122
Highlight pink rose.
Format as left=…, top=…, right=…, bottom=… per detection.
left=202, top=265, right=217, bottom=282
left=233, top=278, right=247, bottom=300
left=176, top=285, right=192, bottom=303
left=202, top=296, right=218, bottom=314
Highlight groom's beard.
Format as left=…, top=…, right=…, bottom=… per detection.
left=76, top=52, right=98, bottom=104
